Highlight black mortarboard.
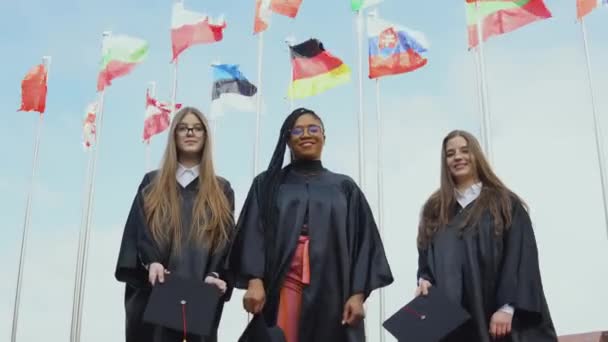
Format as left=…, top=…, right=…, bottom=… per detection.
left=383, top=287, right=471, bottom=342
left=238, top=314, right=286, bottom=342
left=143, top=274, right=222, bottom=337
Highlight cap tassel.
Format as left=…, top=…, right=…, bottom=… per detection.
left=403, top=306, right=426, bottom=320
left=181, top=299, right=188, bottom=342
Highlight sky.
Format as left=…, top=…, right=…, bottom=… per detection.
left=1, top=0, right=607, bottom=341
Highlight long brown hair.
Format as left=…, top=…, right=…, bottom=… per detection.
left=143, top=107, right=232, bottom=254
left=417, top=130, right=525, bottom=248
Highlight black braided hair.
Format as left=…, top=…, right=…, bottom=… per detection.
left=259, top=107, right=324, bottom=282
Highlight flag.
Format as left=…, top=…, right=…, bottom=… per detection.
left=210, top=64, right=258, bottom=118
left=466, top=0, right=552, bottom=48
left=171, top=2, right=226, bottom=60
left=83, top=102, right=98, bottom=150
left=367, top=16, right=429, bottom=78
left=97, top=35, right=149, bottom=92
left=143, top=91, right=182, bottom=142
left=254, top=0, right=272, bottom=34
left=18, top=64, right=47, bottom=113
left=351, top=0, right=383, bottom=11
left=270, top=0, right=302, bottom=18
left=288, top=39, right=351, bottom=99
left=577, top=0, right=608, bottom=19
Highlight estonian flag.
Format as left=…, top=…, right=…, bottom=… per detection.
left=210, top=64, right=258, bottom=118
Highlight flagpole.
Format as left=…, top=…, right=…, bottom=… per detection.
left=11, top=55, right=51, bottom=342
left=253, top=32, right=264, bottom=177
left=70, top=135, right=93, bottom=342
left=474, top=1, right=492, bottom=162
left=70, top=31, right=111, bottom=342
left=146, top=81, right=156, bottom=172
left=580, top=19, right=608, bottom=237
left=356, top=9, right=366, bottom=188
left=285, top=36, right=295, bottom=112
left=374, top=78, right=386, bottom=342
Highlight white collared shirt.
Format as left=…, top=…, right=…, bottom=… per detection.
left=176, top=163, right=199, bottom=188
left=455, top=181, right=482, bottom=208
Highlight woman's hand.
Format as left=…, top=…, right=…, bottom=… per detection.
left=342, top=293, right=365, bottom=326
left=243, top=279, right=265, bottom=314
left=489, top=310, right=513, bottom=339
left=204, top=276, right=227, bottom=294
left=148, top=262, right=169, bottom=286
left=414, top=279, right=432, bottom=296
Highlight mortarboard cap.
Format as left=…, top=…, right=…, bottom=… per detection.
left=383, top=287, right=471, bottom=342
left=143, top=274, right=222, bottom=337
left=238, top=314, right=286, bottom=342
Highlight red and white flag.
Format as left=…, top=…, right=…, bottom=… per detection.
left=83, top=102, right=98, bottom=150
left=144, top=91, right=182, bottom=142
left=171, top=2, right=226, bottom=60
left=254, top=0, right=272, bottom=34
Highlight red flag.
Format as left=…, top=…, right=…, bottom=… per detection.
left=270, top=0, right=302, bottom=18
left=18, top=64, right=47, bottom=113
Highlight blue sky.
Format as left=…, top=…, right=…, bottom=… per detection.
left=1, top=0, right=607, bottom=340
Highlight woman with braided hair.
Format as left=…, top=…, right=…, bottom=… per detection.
left=229, top=108, right=393, bottom=342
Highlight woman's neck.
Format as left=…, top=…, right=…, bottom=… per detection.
left=291, top=159, right=323, bottom=172
left=178, top=157, right=200, bottom=168
left=455, top=177, right=479, bottom=192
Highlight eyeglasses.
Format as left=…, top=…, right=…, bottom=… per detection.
left=289, top=124, right=323, bottom=137
left=176, top=124, right=205, bottom=136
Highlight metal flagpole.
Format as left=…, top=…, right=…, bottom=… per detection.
left=70, top=142, right=93, bottom=342
left=580, top=19, right=608, bottom=237
left=253, top=32, right=264, bottom=177
left=474, top=1, right=492, bottom=162
left=356, top=9, right=366, bottom=188
left=286, top=36, right=295, bottom=112
left=375, top=78, right=386, bottom=342
left=146, top=81, right=156, bottom=172
left=71, top=31, right=111, bottom=342
left=11, top=55, right=51, bottom=342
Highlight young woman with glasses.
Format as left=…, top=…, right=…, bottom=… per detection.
left=228, top=108, right=393, bottom=342
left=115, top=107, right=235, bottom=342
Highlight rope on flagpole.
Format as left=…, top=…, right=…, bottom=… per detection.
left=11, top=55, right=51, bottom=342
left=580, top=19, right=608, bottom=238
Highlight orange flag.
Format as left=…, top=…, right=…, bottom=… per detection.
left=18, top=64, right=48, bottom=113
left=270, top=0, right=302, bottom=18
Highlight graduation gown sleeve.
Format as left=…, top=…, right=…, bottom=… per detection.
left=496, top=200, right=547, bottom=321
left=417, top=247, right=434, bottom=284
left=207, top=178, right=236, bottom=302
left=228, top=174, right=266, bottom=289
left=346, top=180, right=394, bottom=299
left=115, top=172, right=154, bottom=288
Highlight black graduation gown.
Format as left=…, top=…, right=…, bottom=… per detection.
left=114, top=171, right=235, bottom=342
left=228, top=164, right=394, bottom=342
left=417, top=199, right=558, bottom=342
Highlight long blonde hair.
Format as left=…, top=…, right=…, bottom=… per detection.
left=417, top=130, right=524, bottom=248
left=143, top=107, right=232, bottom=253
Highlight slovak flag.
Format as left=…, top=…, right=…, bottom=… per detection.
left=367, top=15, right=429, bottom=79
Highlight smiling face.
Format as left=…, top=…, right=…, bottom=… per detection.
left=175, top=112, right=206, bottom=159
left=445, top=135, right=477, bottom=185
left=287, top=113, right=325, bottom=161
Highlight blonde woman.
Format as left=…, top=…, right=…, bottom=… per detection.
left=115, top=107, right=234, bottom=342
